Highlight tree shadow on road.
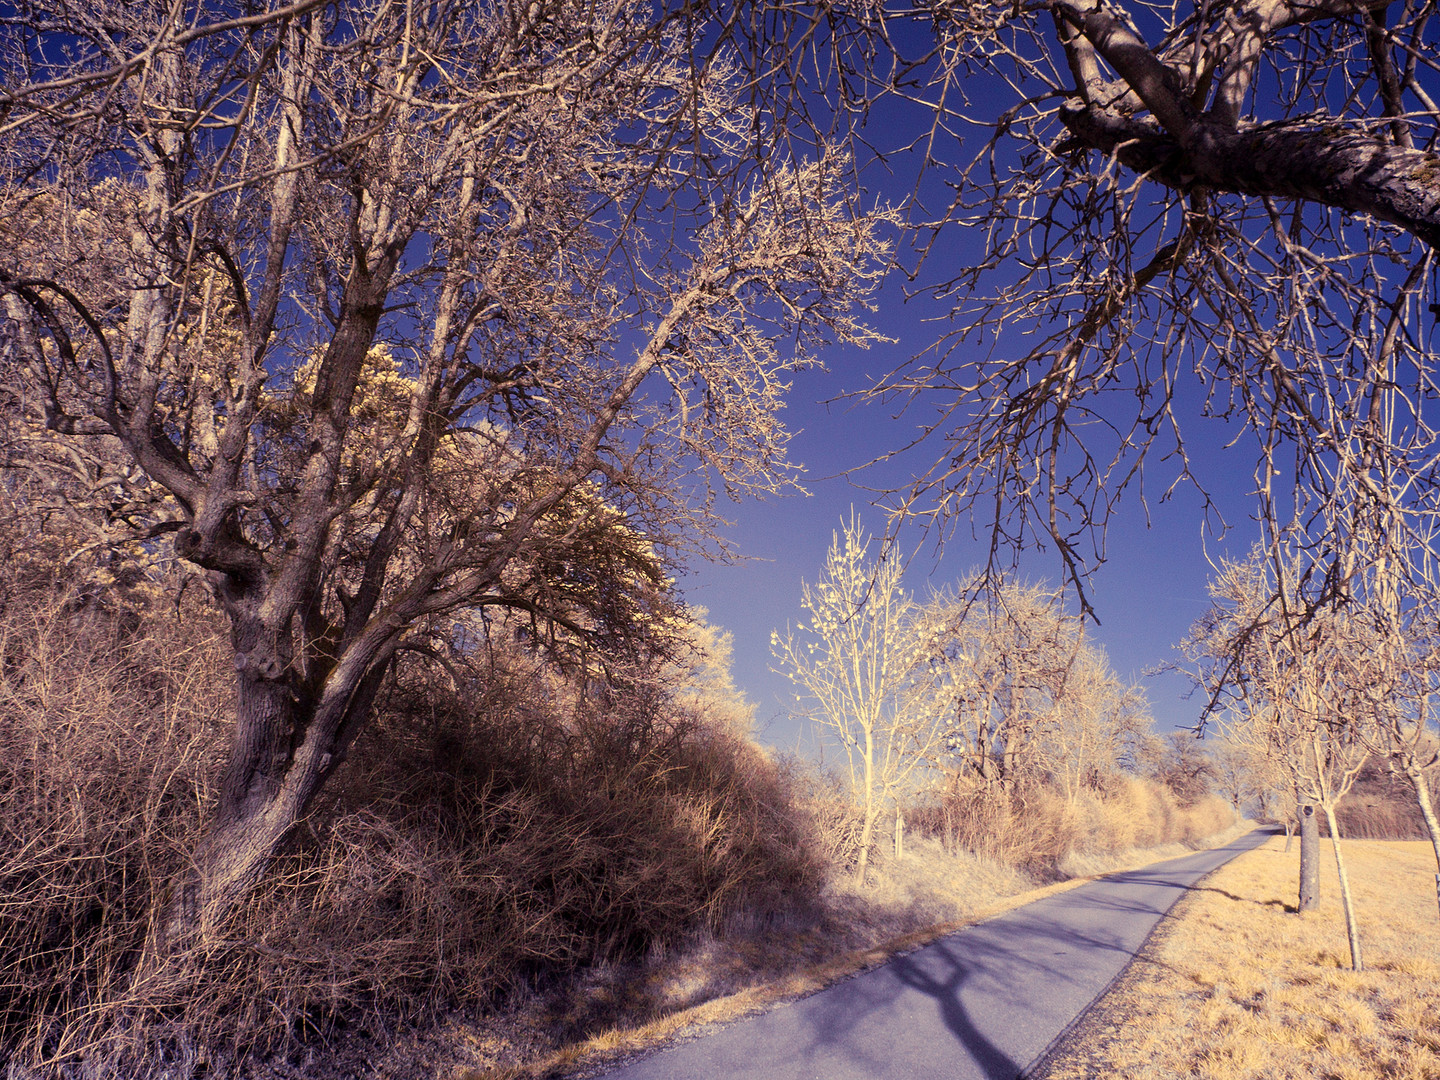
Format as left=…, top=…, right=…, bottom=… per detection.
left=831, top=916, right=1146, bottom=1079
left=1191, top=885, right=1296, bottom=912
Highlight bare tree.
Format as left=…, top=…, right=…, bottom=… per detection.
left=1203, top=731, right=1249, bottom=817
left=839, top=0, right=1440, bottom=630
left=1141, top=730, right=1221, bottom=807
left=1189, top=548, right=1377, bottom=969
left=772, top=516, right=934, bottom=882
left=1034, top=644, right=1150, bottom=806
left=1328, top=530, right=1440, bottom=909
left=1369, top=667, right=1440, bottom=895
left=0, top=0, right=896, bottom=945
left=918, top=577, right=1091, bottom=795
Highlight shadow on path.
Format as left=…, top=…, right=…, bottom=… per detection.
left=599, top=828, right=1277, bottom=1080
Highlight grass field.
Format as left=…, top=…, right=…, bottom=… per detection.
left=1035, top=837, right=1440, bottom=1080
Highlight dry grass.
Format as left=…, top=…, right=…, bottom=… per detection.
left=1035, top=836, right=1440, bottom=1080
left=911, top=778, right=1237, bottom=879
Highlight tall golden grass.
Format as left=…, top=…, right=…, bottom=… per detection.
left=909, top=776, right=1235, bottom=877
left=1329, top=761, right=1440, bottom=840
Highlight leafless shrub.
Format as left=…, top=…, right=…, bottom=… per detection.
left=0, top=584, right=230, bottom=1070
left=779, top=761, right=867, bottom=877
left=911, top=775, right=1233, bottom=877
left=910, top=785, right=1076, bottom=875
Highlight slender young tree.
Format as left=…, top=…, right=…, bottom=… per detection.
left=772, top=517, right=934, bottom=882
left=1329, top=529, right=1440, bottom=913
left=1189, top=548, right=1377, bottom=968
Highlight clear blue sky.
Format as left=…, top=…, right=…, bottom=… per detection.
left=669, top=52, right=1280, bottom=753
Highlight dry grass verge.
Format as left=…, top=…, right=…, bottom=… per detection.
left=0, top=584, right=821, bottom=1079
left=1033, top=836, right=1440, bottom=1080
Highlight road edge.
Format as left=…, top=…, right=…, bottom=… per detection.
left=1018, top=826, right=1276, bottom=1079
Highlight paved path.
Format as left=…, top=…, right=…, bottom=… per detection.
left=601, top=828, right=1275, bottom=1080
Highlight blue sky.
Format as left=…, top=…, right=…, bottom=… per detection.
left=679, top=333, right=1265, bottom=750
left=676, top=207, right=1269, bottom=750
left=671, top=43, right=1285, bottom=753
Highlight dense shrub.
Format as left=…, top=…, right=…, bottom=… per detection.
left=0, top=586, right=231, bottom=1069
left=1328, top=760, right=1440, bottom=840
left=909, top=774, right=1234, bottom=876
left=910, top=785, right=1076, bottom=874
left=0, top=584, right=820, bottom=1074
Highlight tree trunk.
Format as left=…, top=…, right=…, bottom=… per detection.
left=1298, top=803, right=1320, bottom=912
left=1403, top=762, right=1440, bottom=919
left=1283, top=818, right=1295, bottom=852
left=1321, top=803, right=1364, bottom=972
left=855, top=724, right=876, bottom=885
left=153, top=616, right=391, bottom=954
left=855, top=807, right=877, bottom=885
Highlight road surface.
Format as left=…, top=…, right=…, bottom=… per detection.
left=601, top=828, right=1274, bottom=1080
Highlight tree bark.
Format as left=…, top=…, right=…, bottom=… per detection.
left=1321, top=802, right=1364, bottom=971
left=153, top=584, right=395, bottom=953
left=1298, top=803, right=1320, bottom=912
left=1403, top=762, right=1440, bottom=919
left=855, top=807, right=877, bottom=885
left=1060, top=101, right=1440, bottom=248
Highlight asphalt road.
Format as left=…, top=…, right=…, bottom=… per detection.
left=600, top=828, right=1276, bottom=1080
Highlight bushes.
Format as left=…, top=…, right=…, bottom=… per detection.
left=0, top=586, right=231, bottom=1069
left=0, top=586, right=820, bottom=1074
left=326, top=663, right=820, bottom=983
left=909, top=775, right=1236, bottom=877
left=1326, top=759, right=1440, bottom=840
left=1064, top=776, right=1232, bottom=855
left=909, top=785, right=1075, bottom=874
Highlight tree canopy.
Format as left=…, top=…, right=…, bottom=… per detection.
left=0, top=0, right=895, bottom=939
left=865, top=0, right=1440, bottom=614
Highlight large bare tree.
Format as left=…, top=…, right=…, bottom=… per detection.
left=917, top=578, right=1083, bottom=795
left=853, top=0, right=1440, bottom=620
left=0, top=0, right=895, bottom=944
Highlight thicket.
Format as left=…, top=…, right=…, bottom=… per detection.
left=1328, top=759, right=1440, bottom=840
left=908, top=768, right=1234, bottom=879
left=0, top=561, right=818, bottom=1074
